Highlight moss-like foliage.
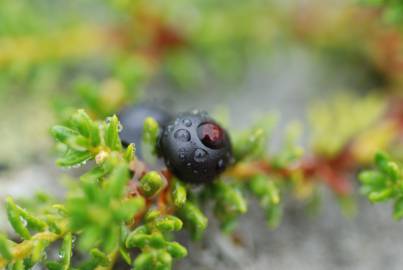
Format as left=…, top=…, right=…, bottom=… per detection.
left=359, top=152, right=403, bottom=220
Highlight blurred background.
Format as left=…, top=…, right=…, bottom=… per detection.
left=1, top=0, right=403, bottom=269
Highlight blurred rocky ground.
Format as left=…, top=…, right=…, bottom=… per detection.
left=1, top=47, right=402, bottom=270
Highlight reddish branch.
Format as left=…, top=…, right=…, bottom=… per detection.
left=110, top=8, right=187, bottom=61
left=228, top=97, right=403, bottom=196
left=127, top=161, right=175, bottom=226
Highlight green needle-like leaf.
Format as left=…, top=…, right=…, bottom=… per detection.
left=105, top=115, right=122, bottom=151
left=139, top=171, right=164, bottom=197
left=6, top=197, right=31, bottom=240
left=171, top=180, right=187, bottom=208
left=0, top=234, right=12, bottom=260
left=143, top=117, right=159, bottom=145
left=56, top=150, right=93, bottom=167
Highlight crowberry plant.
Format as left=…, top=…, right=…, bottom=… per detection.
left=3, top=0, right=403, bottom=270
left=0, top=93, right=390, bottom=269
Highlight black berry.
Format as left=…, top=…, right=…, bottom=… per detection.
left=158, top=110, right=233, bottom=184
left=118, top=104, right=172, bottom=156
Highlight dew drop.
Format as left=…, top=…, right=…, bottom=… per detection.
left=174, top=129, right=191, bottom=142
left=194, top=148, right=208, bottom=163
left=200, top=111, right=208, bottom=117
left=19, top=217, right=27, bottom=226
left=217, top=159, right=224, bottom=169
left=167, top=124, right=174, bottom=133
left=183, top=119, right=192, bottom=127
left=72, top=235, right=77, bottom=245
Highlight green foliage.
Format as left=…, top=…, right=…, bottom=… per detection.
left=3, top=0, right=403, bottom=269
left=248, top=175, right=283, bottom=229
left=170, top=180, right=187, bottom=208
left=67, top=164, right=145, bottom=252
left=139, top=172, right=164, bottom=197
left=270, top=122, right=303, bottom=169
left=4, top=107, right=298, bottom=269
left=0, top=234, right=12, bottom=261
left=359, top=152, right=403, bottom=220
left=3, top=93, right=380, bottom=269
left=3, top=94, right=392, bottom=268
left=51, top=109, right=102, bottom=167
left=309, top=94, right=385, bottom=157
left=142, top=117, right=160, bottom=147
left=0, top=110, right=155, bottom=269
left=0, top=196, right=67, bottom=268
left=177, top=202, right=208, bottom=241
left=209, top=180, right=248, bottom=233
left=233, top=114, right=277, bottom=161
left=361, top=0, right=403, bottom=24
left=126, top=210, right=187, bottom=270
left=46, top=233, right=72, bottom=270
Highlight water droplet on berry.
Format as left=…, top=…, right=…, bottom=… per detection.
left=194, top=148, right=208, bottom=162
left=167, top=124, right=174, bottom=133
left=186, top=162, right=192, bottom=167
left=183, top=119, right=192, bottom=127
left=174, top=129, right=191, bottom=142
left=217, top=159, right=224, bottom=169
left=179, top=148, right=186, bottom=160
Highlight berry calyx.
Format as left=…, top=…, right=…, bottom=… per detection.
left=158, top=111, right=233, bottom=184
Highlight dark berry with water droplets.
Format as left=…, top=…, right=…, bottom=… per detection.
left=118, top=104, right=172, bottom=156
left=158, top=111, right=232, bottom=184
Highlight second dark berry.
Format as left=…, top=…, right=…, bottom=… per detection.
left=118, top=104, right=172, bottom=156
